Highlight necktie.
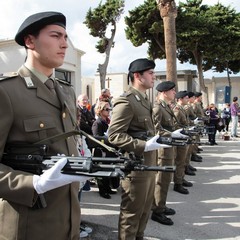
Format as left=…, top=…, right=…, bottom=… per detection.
left=45, top=79, right=56, bottom=95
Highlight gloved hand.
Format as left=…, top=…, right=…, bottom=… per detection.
left=33, top=157, right=89, bottom=194
left=193, top=117, right=203, bottom=125
left=189, top=126, right=196, bottom=130
left=171, top=129, right=189, bottom=139
left=193, top=117, right=199, bottom=125
left=144, top=135, right=171, bottom=152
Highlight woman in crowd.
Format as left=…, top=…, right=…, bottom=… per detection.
left=205, top=103, right=219, bottom=145
left=222, top=103, right=231, bottom=132
left=92, top=101, right=118, bottom=199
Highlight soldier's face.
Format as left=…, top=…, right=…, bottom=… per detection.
left=25, top=24, right=68, bottom=69
left=165, top=88, right=176, bottom=101
left=139, top=69, right=156, bottom=89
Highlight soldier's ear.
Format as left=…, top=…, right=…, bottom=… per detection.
left=24, top=35, right=35, bottom=49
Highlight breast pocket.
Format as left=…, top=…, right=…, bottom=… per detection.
left=23, top=116, right=56, bottom=141
left=137, top=115, right=153, bottom=132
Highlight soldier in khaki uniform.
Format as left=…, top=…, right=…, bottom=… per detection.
left=172, top=91, right=192, bottom=194
left=184, top=92, right=198, bottom=175
left=151, top=81, right=176, bottom=226
left=0, top=12, right=87, bottom=240
left=108, top=58, right=169, bottom=240
left=191, top=92, right=206, bottom=162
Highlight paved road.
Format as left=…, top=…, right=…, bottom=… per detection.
left=81, top=133, right=240, bottom=240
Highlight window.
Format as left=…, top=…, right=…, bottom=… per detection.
left=55, top=69, right=71, bottom=84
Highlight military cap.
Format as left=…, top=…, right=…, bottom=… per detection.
left=128, top=58, right=155, bottom=73
left=175, top=90, right=189, bottom=99
left=195, top=92, right=202, bottom=97
left=188, top=91, right=195, bottom=98
left=156, top=81, right=175, bottom=92
left=15, top=11, right=66, bottom=46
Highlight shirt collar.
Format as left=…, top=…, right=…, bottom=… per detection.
left=24, top=63, right=54, bottom=84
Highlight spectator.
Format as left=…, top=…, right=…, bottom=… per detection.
left=77, top=94, right=95, bottom=135
left=205, top=103, right=219, bottom=145
left=230, top=96, right=239, bottom=137
left=222, top=103, right=231, bottom=132
left=92, top=101, right=118, bottom=199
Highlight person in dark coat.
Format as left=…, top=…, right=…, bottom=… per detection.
left=222, top=103, right=231, bottom=132
left=205, top=103, right=219, bottom=145
left=92, top=101, right=118, bottom=199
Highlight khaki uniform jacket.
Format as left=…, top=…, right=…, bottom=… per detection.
left=173, top=103, right=189, bottom=127
left=184, top=103, right=197, bottom=125
left=0, top=66, right=80, bottom=240
left=192, top=102, right=205, bottom=118
left=108, top=87, right=157, bottom=176
left=153, top=100, right=175, bottom=160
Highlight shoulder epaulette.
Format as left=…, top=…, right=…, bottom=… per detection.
left=120, top=92, right=132, bottom=97
left=173, top=105, right=180, bottom=111
left=160, top=100, right=167, bottom=108
left=0, top=72, right=18, bottom=81
left=55, top=78, right=72, bottom=86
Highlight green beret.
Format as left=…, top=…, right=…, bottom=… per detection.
left=128, top=58, right=155, bottom=73
left=15, top=11, right=66, bottom=46
left=188, top=91, right=195, bottom=98
left=176, top=91, right=189, bottom=99
left=156, top=81, right=175, bottom=92
left=195, top=92, right=202, bottom=97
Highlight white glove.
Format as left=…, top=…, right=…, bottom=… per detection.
left=194, top=117, right=203, bottom=125
left=171, top=129, right=189, bottom=139
left=193, top=117, right=199, bottom=125
left=144, top=135, right=171, bottom=152
left=189, top=126, right=196, bottom=130
left=33, top=158, right=89, bottom=194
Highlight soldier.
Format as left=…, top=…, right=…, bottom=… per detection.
left=151, top=81, right=188, bottom=225
left=172, top=91, right=192, bottom=194
left=184, top=91, right=198, bottom=175
left=0, top=12, right=88, bottom=240
left=108, top=58, right=170, bottom=240
left=191, top=92, right=205, bottom=162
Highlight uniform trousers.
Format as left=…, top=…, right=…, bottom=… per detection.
left=174, top=145, right=189, bottom=184
left=152, top=160, right=173, bottom=213
left=185, top=144, right=194, bottom=166
left=118, top=174, right=155, bottom=240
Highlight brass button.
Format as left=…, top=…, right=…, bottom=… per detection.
left=62, top=112, right=66, bottom=118
left=40, top=123, right=44, bottom=128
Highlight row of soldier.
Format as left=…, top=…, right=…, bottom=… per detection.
left=77, top=60, right=208, bottom=237
left=0, top=11, right=208, bottom=240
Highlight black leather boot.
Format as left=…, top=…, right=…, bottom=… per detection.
left=174, top=184, right=189, bottom=194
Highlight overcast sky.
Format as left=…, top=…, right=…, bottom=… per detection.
left=0, top=0, right=239, bottom=79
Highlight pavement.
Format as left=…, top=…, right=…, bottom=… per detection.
left=80, top=131, right=240, bottom=240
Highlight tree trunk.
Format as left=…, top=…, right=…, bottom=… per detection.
left=156, top=0, right=177, bottom=89
left=98, top=22, right=116, bottom=91
left=192, top=49, right=208, bottom=107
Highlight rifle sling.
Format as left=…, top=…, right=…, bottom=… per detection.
left=33, top=130, right=117, bottom=154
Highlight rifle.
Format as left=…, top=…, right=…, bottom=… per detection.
left=156, top=136, right=187, bottom=146
left=2, top=144, right=176, bottom=179
left=129, top=131, right=188, bottom=146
